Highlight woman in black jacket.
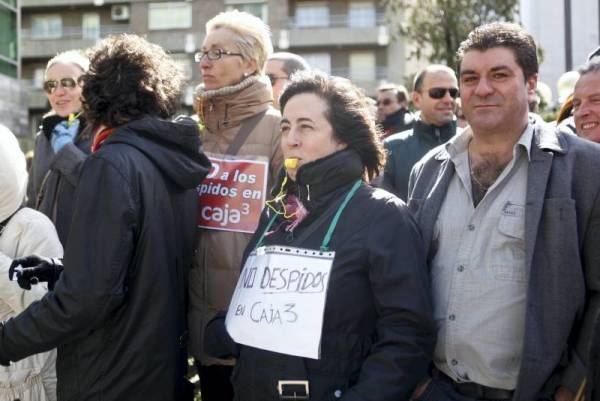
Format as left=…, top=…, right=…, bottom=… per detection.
left=210, top=71, right=435, bottom=401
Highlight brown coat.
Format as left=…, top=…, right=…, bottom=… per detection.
left=188, top=75, right=283, bottom=364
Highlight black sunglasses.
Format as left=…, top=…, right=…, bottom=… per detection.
left=376, top=98, right=393, bottom=106
left=267, top=74, right=288, bottom=86
left=427, top=87, right=459, bottom=99
left=43, top=77, right=79, bottom=94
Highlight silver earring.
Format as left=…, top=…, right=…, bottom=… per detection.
left=243, top=72, right=248, bottom=77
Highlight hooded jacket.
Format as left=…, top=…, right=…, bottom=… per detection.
left=220, top=149, right=435, bottom=401
left=382, top=116, right=457, bottom=201
left=0, top=125, right=62, bottom=401
left=0, top=117, right=211, bottom=401
left=27, top=113, right=91, bottom=244
left=189, top=75, right=283, bottom=365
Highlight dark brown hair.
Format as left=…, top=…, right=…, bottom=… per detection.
left=280, top=71, right=385, bottom=180
left=457, top=22, right=538, bottom=81
left=80, top=34, right=183, bottom=128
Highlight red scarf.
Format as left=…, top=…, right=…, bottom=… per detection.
left=91, top=127, right=116, bottom=153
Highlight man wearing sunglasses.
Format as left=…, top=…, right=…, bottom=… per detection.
left=266, top=52, right=310, bottom=109
left=376, top=83, right=414, bottom=138
left=382, top=65, right=458, bottom=200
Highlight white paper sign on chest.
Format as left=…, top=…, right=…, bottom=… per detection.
left=226, top=245, right=335, bottom=359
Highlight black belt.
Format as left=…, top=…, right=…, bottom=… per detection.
left=433, top=367, right=514, bottom=400
left=277, top=380, right=309, bottom=400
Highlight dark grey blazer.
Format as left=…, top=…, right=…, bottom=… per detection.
left=407, top=121, right=600, bottom=401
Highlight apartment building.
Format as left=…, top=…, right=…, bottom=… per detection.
left=1, top=0, right=28, bottom=137
left=20, top=0, right=418, bottom=138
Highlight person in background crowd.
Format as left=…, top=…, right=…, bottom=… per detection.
left=1, top=34, right=210, bottom=401
left=189, top=10, right=282, bottom=401
left=266, top=51, right=310, bottom=109
left=572, top=56, right=600, bottom=143
left=408, top=22, right=599, bottom=401
left=206, top=70, right=435, bottom=401
left=556, top=93, right=576, bottom=135
left=27, top=50, right=91, bottom=245
left=0, top=124, right=61, bottom=401
left=454, top=98, right=468, bottom=129
left=376, top=83, right=414, bottom=138
left=382, top=65, right=458, bottom=200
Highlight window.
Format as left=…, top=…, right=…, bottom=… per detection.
left=148, top=3, right=192, bottom=30
left=0, top=5, right=17, bottom=61
left=171, top=53, right=192, bottom=80
left=33, top=68, right=45, bottom=88
left=296, top=2, right=329, bottom=27
left=349, top=51, right=375, bottom=81
left=349, top=1, right=376, bottom=27
left=225, top=0, right=267, bottom=22
left=82, top=13, right=100, bottom=40
left=300, top=53, right=330, bottom=74
left=31, top=15, right=62, bottom=39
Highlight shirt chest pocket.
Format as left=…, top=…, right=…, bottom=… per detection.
left=492, top=204, right=527, bottom=282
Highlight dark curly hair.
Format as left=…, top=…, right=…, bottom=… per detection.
left=80, top=34, right=183, bottom=128
left=457, top=22, right=538, bottom=81
left=279, top=71, right=385, bottom=180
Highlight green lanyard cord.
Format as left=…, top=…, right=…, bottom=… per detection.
left=255, top=179, right=362, bottom=251
left=320, top=180, right=361, bottom=251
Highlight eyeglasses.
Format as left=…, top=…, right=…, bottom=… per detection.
left=43, top=77, right=79, bottom=94
left=194, top=48, right=244, bottom=62
left=267, top=74, right=288, bottom=86
left=427, top=87, right=460, bottom=99
left=376, top=98, right=393, bottom=107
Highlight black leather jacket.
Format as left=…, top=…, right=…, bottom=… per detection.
left=382, top=117, right=457, bottom=201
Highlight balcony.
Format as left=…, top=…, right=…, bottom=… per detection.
left=21, top=25, right=130, bottom=58
left=330, top=66, right=388, bottom=96
left=21, top=0, right=124, bottom=8
left=282, top=13, right=388, bottom=48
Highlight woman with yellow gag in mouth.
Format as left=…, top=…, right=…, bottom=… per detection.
left=206, top=71, right=436, bottom=401
left=27, top=50, right=92, bottom=245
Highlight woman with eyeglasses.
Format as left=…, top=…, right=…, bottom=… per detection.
left=27, top=50, right=91, bottom=245
left=189, top=10, right=283, bottom=401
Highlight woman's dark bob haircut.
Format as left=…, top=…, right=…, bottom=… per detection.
left=279, top=71, right=385, bottom=180
left=81, top=34, right=183, bottom=128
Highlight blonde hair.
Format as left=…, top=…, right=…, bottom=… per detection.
left=45, top=50, right=90, bottom=77
left=206, top=10, right=273, bottom=73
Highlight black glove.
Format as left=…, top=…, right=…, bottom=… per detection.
left=9, top=256, right=64, bottom=291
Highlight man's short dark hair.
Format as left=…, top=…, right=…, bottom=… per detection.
left=457, top=22, right=539, bottom=81
left=377, top=83, right=409, bottom=103
left=81, top=34, right=183, bottom=128
left=269, top=52, right=310, bottom=77
left=412, top=64, right=457, bottom=92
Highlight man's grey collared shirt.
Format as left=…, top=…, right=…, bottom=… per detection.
left=432, top=124, right=533, bottom=390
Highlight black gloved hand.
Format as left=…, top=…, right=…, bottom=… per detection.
left=9, top=256, right=64, bottom=291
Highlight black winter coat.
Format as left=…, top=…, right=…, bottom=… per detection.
left=0, top=117, right=211, bottom=401
left=220, top=150, right=435, bottom=401
left=382, top=117, right=457, bottom=201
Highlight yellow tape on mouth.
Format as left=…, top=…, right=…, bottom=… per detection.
left=284, top=158, right=299, bottom=169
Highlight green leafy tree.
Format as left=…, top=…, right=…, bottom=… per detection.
left=384, top=0, right=519, bottom=70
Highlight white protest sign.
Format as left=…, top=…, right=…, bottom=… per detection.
left=226, top=245, right=335, bottom=359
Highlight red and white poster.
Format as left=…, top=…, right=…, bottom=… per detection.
left=197, top=155, right=269, bottom=233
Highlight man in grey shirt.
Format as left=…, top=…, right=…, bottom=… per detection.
left=408, top=22, right=600, bottom=401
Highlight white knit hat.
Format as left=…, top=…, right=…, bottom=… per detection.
left=0, top=124, right=27, bottom=223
